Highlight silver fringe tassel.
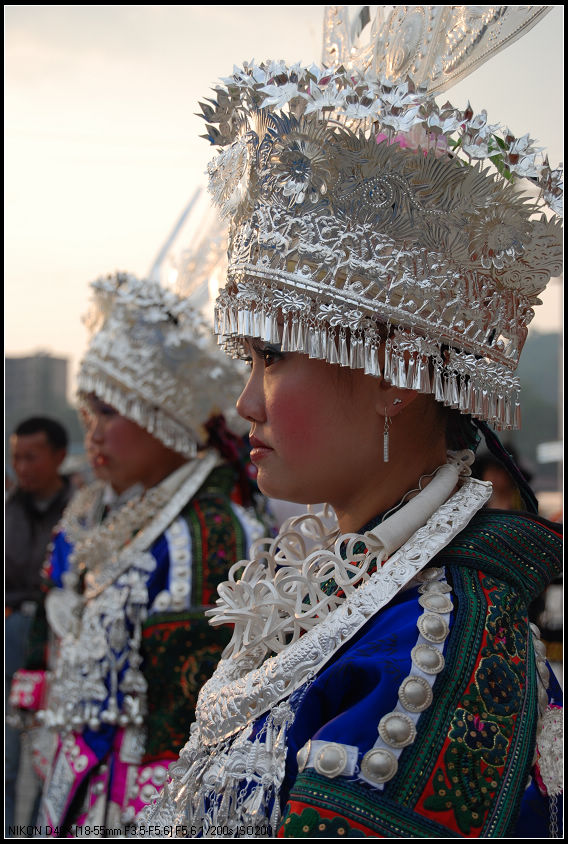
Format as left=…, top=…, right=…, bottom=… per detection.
left=77, top=372, right=198, bottom=458
left=214, top=299, right=522, bottom=430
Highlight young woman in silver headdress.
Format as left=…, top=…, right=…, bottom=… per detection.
left=10, top=273, right=269, bottom=836
left=142, top=8, right=562, bottom=839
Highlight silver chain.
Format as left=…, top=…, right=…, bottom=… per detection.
left=549, top=795, right=559, bottom=838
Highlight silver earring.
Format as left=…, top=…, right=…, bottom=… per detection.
left=383, top=410, right=391, bottom=463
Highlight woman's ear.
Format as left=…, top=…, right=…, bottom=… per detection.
left=375, top=379, right=419, bottom=419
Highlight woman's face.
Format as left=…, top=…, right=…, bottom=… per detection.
left=82, top=395, right=183, bottom=493
left=237, top=341, right=382, bottom=512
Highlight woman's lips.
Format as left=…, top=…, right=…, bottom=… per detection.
left=94, top=454, right=109, bottom=467
left=249, top=435, right=273, bottom=463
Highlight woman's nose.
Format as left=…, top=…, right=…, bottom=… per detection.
left=236, top=364, right=266, bottom=424
left=89, top=415, right=105, bottom=444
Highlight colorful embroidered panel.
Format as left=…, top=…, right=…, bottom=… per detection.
left=142, top=611, right=230, bottom=761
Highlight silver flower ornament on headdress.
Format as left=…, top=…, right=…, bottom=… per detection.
left=78, top=272, right=248, bottom=457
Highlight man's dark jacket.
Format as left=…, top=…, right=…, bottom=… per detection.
left=5, top=478, right=74, bottom=609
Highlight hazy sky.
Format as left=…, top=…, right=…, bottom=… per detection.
left=5, top=5, right=564, bottom=397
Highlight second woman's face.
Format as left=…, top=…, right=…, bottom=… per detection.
left=236, top=341, right=383, bottom=511
left=83, top=396, right=180, bottom=493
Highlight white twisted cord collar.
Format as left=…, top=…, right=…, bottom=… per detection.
left=208, top=450, right=474, bottom=659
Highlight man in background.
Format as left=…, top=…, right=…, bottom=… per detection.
left=5, top=416, right=73, bottom=835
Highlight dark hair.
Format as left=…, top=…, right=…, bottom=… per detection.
left=445, top=408, right=481, bottom=452
left=14, top=416, right=68, bottom=451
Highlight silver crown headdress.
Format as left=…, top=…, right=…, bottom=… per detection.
left=78, top=273, right=247, bottom=457
left=204, top=6, right=562, bottom=430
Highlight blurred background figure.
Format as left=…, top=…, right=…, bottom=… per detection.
left=473, top=446, right=533, bottom=511
left=9, top=273, right=269, bottom=837
left=6, top=416, right=73, bottom=836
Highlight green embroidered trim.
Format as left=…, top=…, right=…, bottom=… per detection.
left=287, top=771, right=457, bottom=838
left=439, top=510, right=562, bottom=602
left=281, top=806, right=365, bottom=838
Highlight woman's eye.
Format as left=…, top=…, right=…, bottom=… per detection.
left=262, top=348, right=281, bottom=366
left=99, top=404, right=117, bottom=417
left=247, top=341, right=284, bottom=368
left=251, top=342, right=282, bottom=367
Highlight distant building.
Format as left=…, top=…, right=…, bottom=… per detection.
left=6, top=353, right=68, bottom=412
left=5, top=353, right=84, bottom=471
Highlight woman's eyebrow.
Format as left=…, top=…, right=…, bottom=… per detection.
left=251, top=339, right=282, bottom=353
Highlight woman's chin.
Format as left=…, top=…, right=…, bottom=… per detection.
left=255, top=469, right=286, bottom=501
left=256, top=471, right=321, bottom=507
